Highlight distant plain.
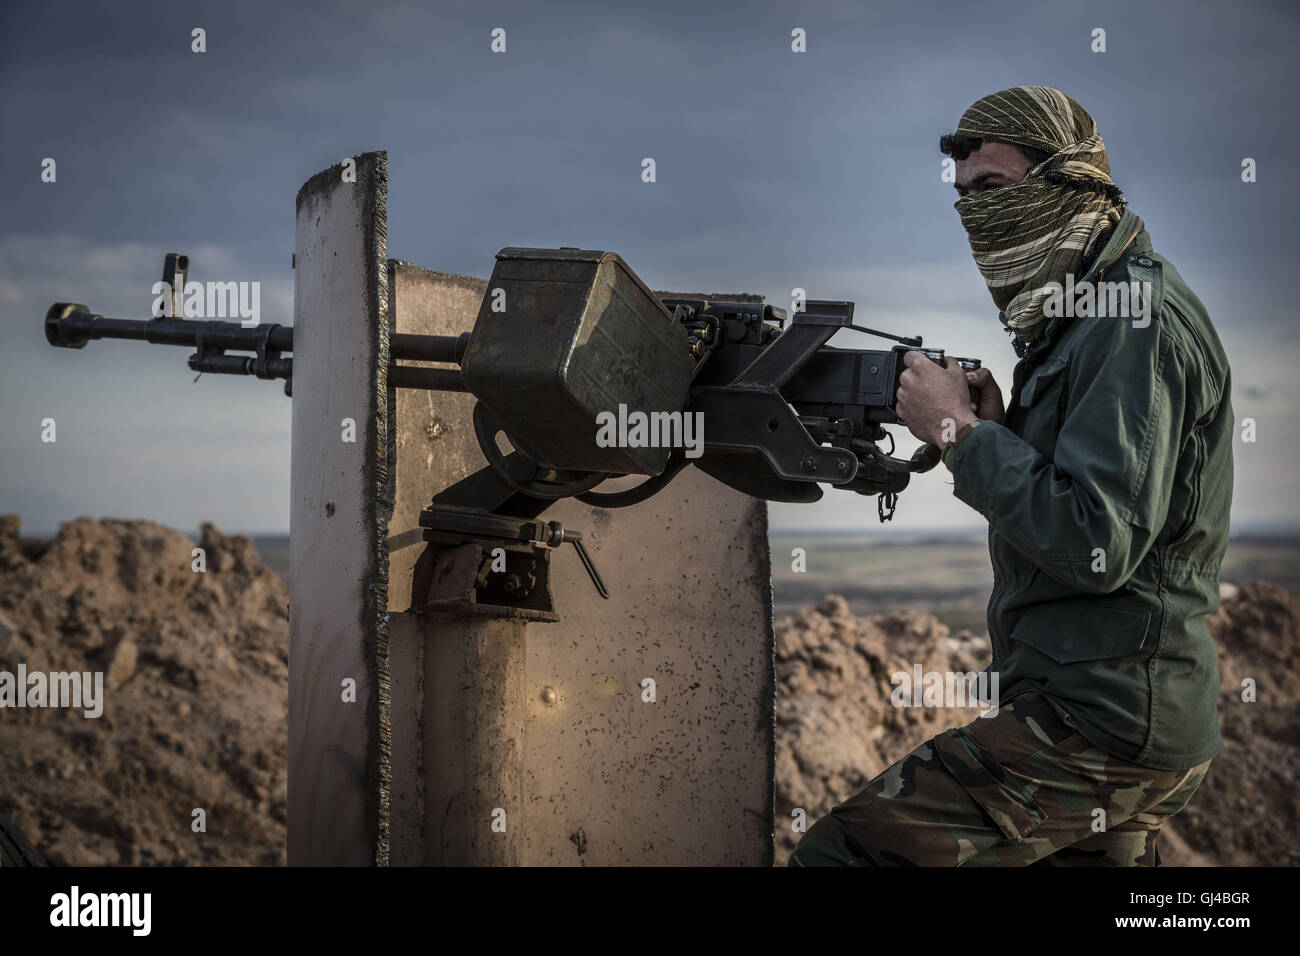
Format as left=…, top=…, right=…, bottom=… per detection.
left=249, top=530, right=1300, bottom=635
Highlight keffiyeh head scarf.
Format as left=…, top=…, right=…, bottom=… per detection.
left=953, top=86, right=1126, bottom=349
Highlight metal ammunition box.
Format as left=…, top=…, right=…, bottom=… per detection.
left=461, top=248, right=692, bottom=475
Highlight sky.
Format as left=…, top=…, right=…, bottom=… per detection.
left=1, top=0, right=1297, bottom=535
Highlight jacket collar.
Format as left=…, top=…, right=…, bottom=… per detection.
left=1002, top=208, right=1148, bottom=361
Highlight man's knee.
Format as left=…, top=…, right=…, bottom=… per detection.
left=788, top=812, right=878, bottom=867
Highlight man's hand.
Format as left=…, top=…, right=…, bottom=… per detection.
left=895, top=351, right=979, bottom=447
left=966, top=366, right=1006, bottom=425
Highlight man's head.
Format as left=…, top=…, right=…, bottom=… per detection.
left=939, top=85, right=1126, bottom=352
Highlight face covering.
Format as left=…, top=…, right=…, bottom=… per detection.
left=953, top=86, right=1126, bottom=348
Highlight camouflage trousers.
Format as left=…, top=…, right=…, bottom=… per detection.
left=788, top=692, right=1212, bottom=867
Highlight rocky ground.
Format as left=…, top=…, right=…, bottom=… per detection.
left=774, top=585, right=1299, bottom=866
left=0, top=515, right=288, bottom=865
left=1, top=514, right=1293, bottom=866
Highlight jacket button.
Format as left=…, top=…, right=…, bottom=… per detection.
left=1135, top=256, right=1154, bottom=267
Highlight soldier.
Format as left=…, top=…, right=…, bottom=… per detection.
left=790, top=86, right=1232, bottom=866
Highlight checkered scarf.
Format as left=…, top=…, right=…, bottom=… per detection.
left=953, top=86, right=1125, bottom=349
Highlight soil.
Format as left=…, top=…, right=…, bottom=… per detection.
left=1, top=514, right=1292, bottom=866
left=0, top=515, right=288, bottom=865
left=774, top=586, right=1299, bottom=866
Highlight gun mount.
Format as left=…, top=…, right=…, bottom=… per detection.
left=44, top=247, right=979, bottom=618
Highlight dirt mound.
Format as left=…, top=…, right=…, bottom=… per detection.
left=0, top=514, right=288, bottom=865
left=775, top=586, right=1300, bottom=866
left=1176, top=581, right=1300, bottom=866
left=2, top=513, right=1292, bottom=867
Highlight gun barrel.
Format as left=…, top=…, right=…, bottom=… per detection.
left=391, top=331, right=469, bottom=364
left=388, top=366, right=467, bottom=391
left=45, top=304, right=295, bottom=351
left=45, top=303, right=470, bottom=391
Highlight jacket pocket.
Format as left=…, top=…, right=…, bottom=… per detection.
left=1014, top=357, right=1070, bottom=457
left=1017, top=356, right=1069, bottom=408
left=933, top=728, right=1047, bottom=845
left=1009, top=599, right=1152, bottom=663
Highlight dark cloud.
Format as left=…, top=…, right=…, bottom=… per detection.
left=1, top=0, right=1296, bottom=532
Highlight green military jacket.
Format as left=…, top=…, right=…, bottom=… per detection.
left=951, top=209, right=1233, bottom=771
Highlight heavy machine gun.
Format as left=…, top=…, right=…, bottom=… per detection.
left=44, top=247, right=979, bottom=617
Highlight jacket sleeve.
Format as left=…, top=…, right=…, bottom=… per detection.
left=951, top=315, right=1191, bottom=594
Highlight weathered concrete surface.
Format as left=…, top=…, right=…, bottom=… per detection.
left=384, top=264, right=491, bottom=868
left=422, top=617, right=527, bottom=865
left=387, top=263, right=775, bottom=865
left=385, top=262, right=486, bottom=611
left=388, top=261, right=525, bottom=864
left=386, top=611, right=425, bottom=865
left=531, top=477, right=773, bottom=865
left=288, top=151, right=391, bottom=866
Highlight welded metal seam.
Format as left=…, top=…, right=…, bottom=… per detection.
left=366, top=151, right=393, bottom=867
